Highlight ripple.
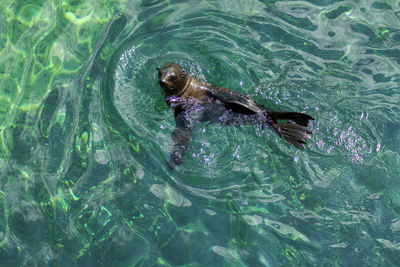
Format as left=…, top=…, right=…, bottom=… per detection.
left=8, top=202, right=47, bottom=246
left=150, top=184, right=192, bottom=207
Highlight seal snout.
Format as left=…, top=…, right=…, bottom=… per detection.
left=158, top=72, right=174, bottom=86
left=159, top=78, right=169, bottom=88
left=158, top=64, right=179, bottom=85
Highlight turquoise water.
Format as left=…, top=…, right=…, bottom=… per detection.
left=1, top=0, right=400, bottom=266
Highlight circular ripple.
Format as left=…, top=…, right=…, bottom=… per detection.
left=103, top=1, right=388, bottom=196
left=105, top=8, right=289, bottom=183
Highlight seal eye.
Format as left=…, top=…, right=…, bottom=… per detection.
left=170, top=75, right=177, bottom=82
left=181, top=69, right=187, bottom=76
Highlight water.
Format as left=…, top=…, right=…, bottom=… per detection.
left=1, top=0, right=400, bottom=266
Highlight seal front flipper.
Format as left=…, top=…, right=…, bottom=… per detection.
left=168, top=111, right=195, bottom=170
left=168, top=127, right=192, bottom=169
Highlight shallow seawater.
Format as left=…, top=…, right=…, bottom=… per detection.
left=1, top=0, right=400, bottom=266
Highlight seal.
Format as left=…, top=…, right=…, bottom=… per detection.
left=157, top=62, right=314, bottom=169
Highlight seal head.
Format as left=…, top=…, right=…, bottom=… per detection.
left=157, top=63, right=189, bottom=96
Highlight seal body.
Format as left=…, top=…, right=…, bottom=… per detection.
left=157, top=62, right=314, bottom=169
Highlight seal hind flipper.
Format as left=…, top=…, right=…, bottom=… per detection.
left=272, top=122, right=312, bottom=148
left=271, top=111, right=314, bottom=127
left=269, top=111, right=313, bottom=148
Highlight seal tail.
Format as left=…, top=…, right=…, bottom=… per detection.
left=269, top=111, right=314, bottom=148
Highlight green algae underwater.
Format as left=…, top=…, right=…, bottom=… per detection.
left=1, top=0, right=400, bottom=266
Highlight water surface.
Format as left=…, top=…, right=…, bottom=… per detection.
left=1, top=0, right=400, bottom=266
